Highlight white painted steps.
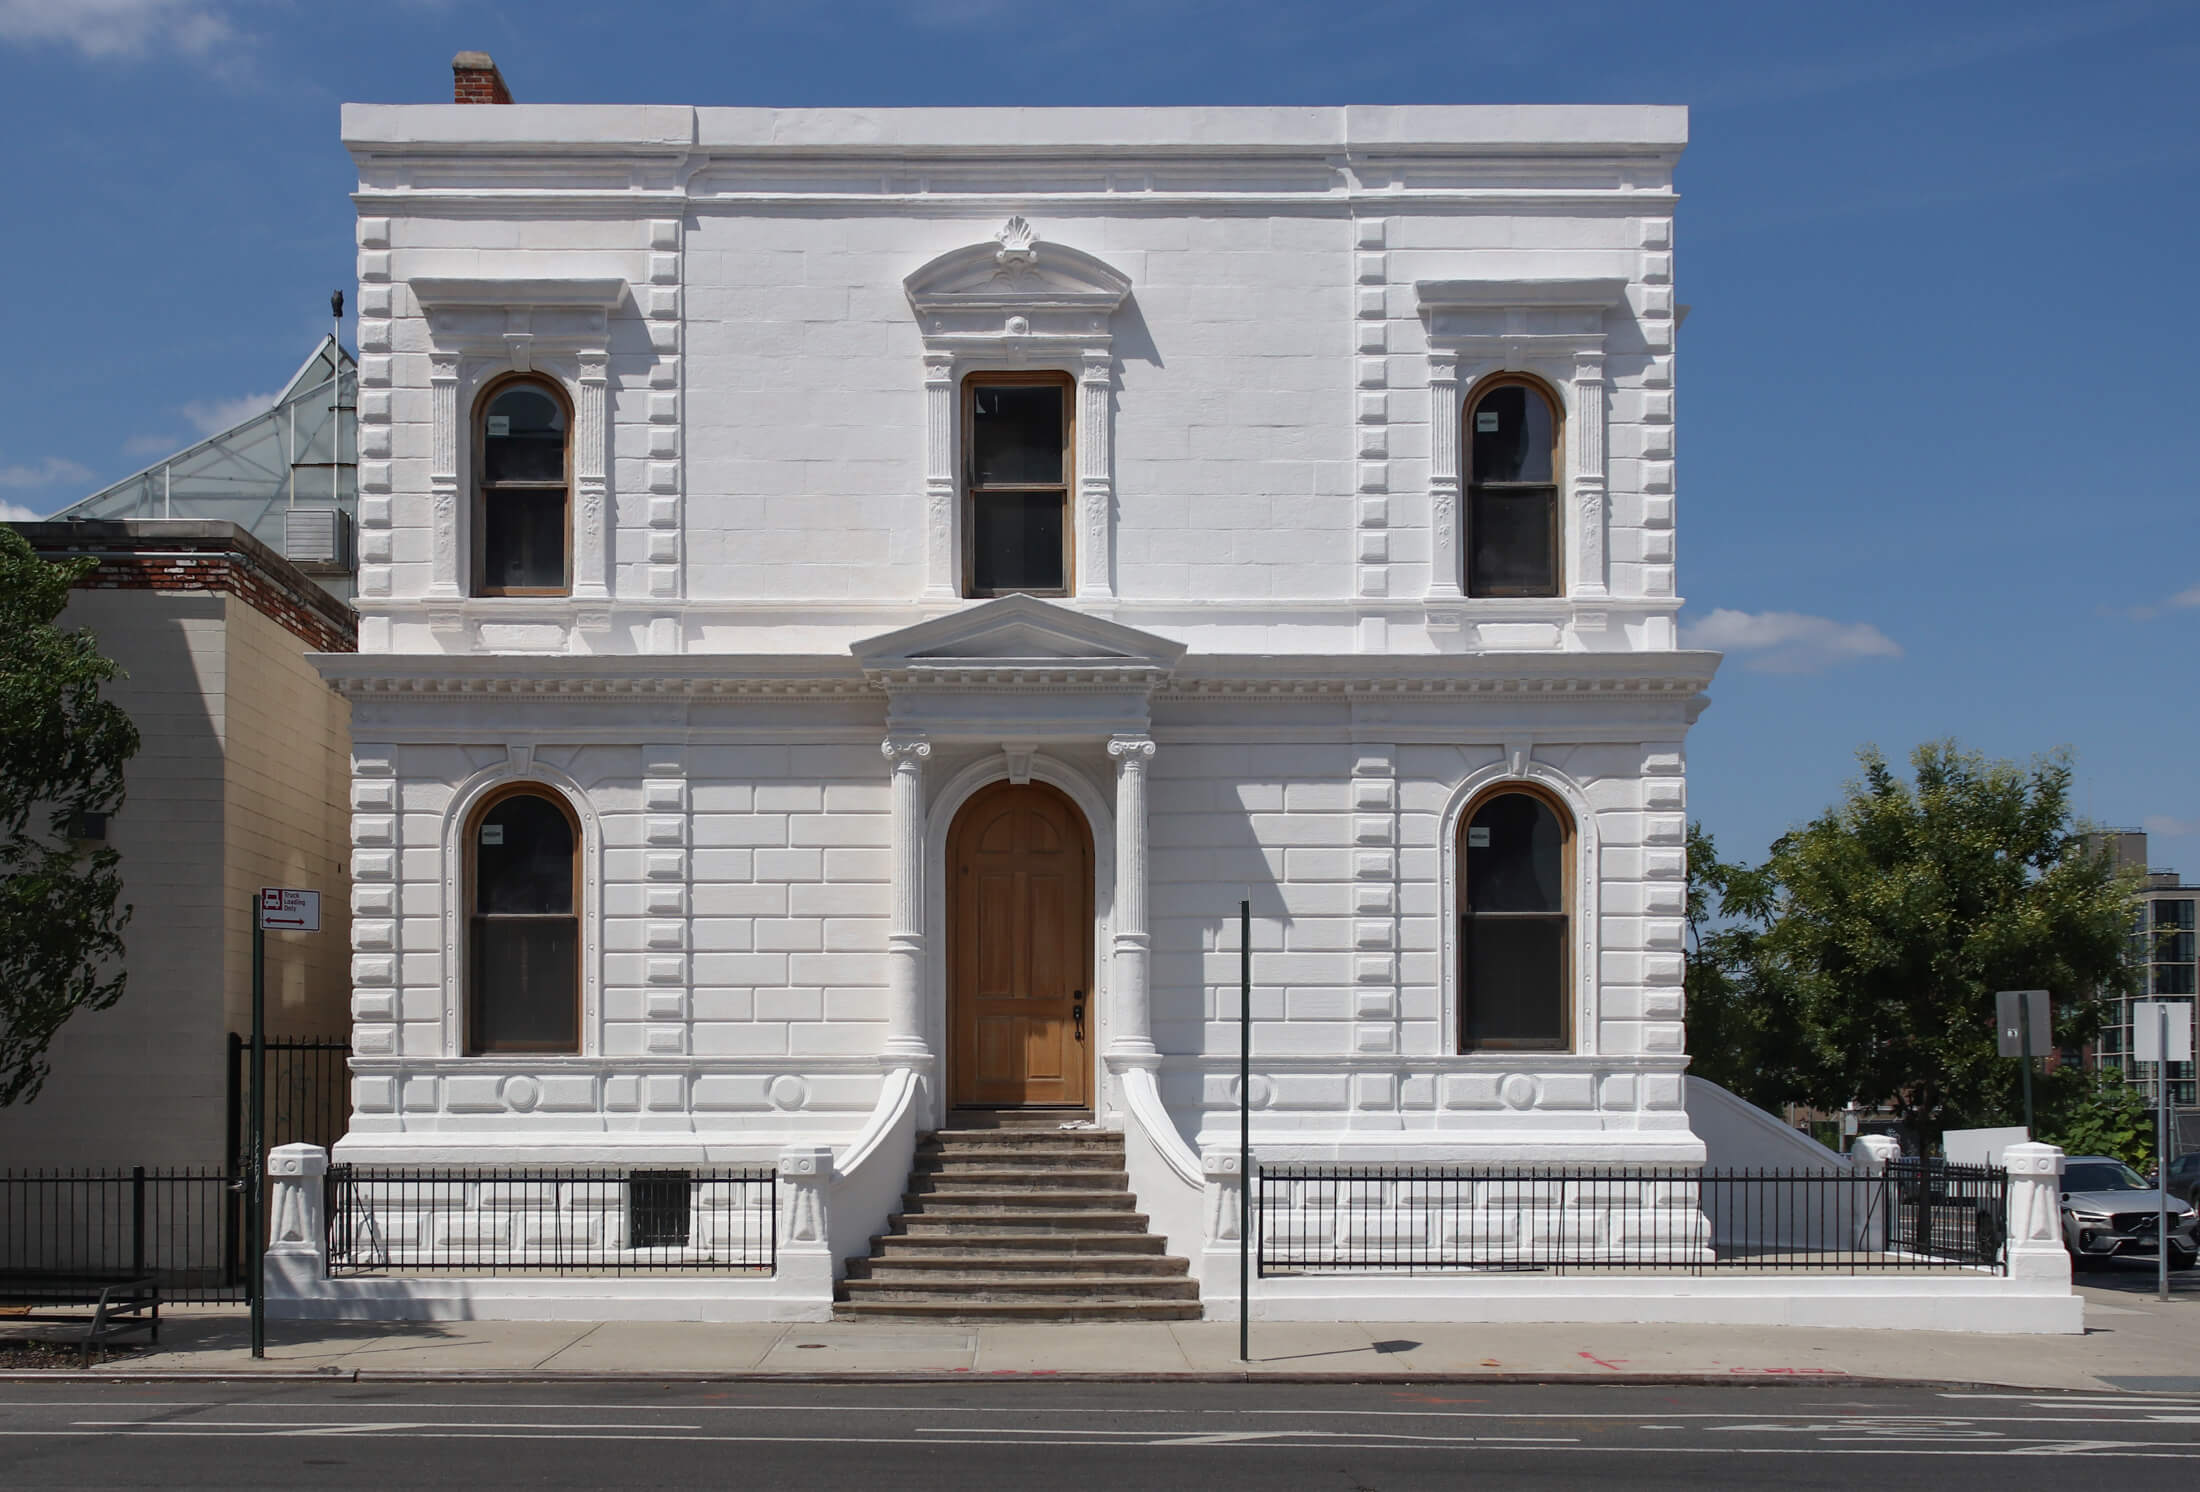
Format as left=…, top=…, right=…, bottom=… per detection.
left=834, top=1125, right=1200, bottom=1322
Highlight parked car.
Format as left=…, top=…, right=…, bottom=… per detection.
left=2164, top=1153, right=2200, bottom=1207
left=2060, top=1156, right=2200, bottom=1269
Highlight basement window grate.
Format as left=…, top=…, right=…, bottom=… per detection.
left=628, top=1170, right=693, bottom=1249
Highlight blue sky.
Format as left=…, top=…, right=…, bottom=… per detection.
left=1, top=0, right=2193, bottom=876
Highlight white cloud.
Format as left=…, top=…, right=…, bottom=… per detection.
left=0, top=457, right=95, bottom=492
left=0, top=0, right=235, bottom=59
left=180, top=390, right=274, bottom=437
left=2171, top=585, right=2200, bottom=609
left=1680, top=608, right=1903, bottom=675
left=2144, top=815, right=2200, bottom=839
left=0, top=498, right=53, bottom=522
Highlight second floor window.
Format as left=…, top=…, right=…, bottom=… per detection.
left=475, top=378, right=571, bottom=596
left=1466, top=376, right=1561, bottom=598
left=965, top=372, right=1072, bottom=596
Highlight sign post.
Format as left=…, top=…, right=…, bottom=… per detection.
left=1239, top=898, right=1251, bottom=1364
left=1995, top=990, right=2052, bottom=1138
left=2135, top=999, right=2194, bottom=1302
left=250, top=889, right=320, bottom=1358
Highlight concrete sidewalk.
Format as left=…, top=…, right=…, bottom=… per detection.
left=4, top=1276, right=2193, bottom=1390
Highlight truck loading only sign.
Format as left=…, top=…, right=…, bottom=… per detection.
left=256, top=887, right=321, bottom=932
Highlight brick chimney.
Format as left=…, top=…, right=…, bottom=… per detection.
left=452, top=52, right=513, bottom=104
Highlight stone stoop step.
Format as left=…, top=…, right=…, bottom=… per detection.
left=834, top=1126, right=1201, bottom=1322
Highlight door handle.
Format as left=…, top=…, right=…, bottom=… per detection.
left=1072, top=992, right=1086, bottom=1043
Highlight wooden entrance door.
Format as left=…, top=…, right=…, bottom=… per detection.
left=948, top=781, right=1092, bottom=1108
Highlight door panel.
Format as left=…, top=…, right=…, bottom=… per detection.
left=950, top=781, right=1092, bottom=1108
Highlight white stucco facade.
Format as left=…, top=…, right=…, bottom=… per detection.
left=313, top=100, right=1749, bottom=1297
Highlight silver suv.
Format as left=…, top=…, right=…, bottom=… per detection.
left=2060, top=1155, right=2199, bottom=1269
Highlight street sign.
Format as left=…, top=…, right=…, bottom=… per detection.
left=1994, top=989, right=2051, bottom=1059
left=257, top=887, right=321, bottom=932
left=2133, top=1000, right=2194, bottom=1064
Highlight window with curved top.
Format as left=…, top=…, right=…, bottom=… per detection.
left=1465, top=376, right=1561, bottom=597
left=474, top=377, right=571, bottom=596
left=1458, top=786, right=1573, bottom=1051
left=466, top=787, right=580, bottom=1054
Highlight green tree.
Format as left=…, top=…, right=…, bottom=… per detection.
left=1742, top=742, right=2137, bottom=1153
left=0, top=527, right=139, bottom=1106
left=1683, top=822, right=1807, bottom=1110
left=2040, top=1067, right=2159, bottom=1173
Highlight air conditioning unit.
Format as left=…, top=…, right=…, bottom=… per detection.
left=283, top=507, right=352, bottom=572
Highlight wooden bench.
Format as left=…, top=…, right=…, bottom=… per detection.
left=0, top=1276, right=160, bottom=1364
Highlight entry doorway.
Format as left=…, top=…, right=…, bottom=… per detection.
left=946, top=780, right=1094, bottom=1108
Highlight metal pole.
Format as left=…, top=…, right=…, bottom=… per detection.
left=2018, top=995, right=2035, bottom=1139
left=2160, top=1002, right=2172, bottom=1303
left=249, top=898, right=266, bottom=1358
left=1239, top=898, right=1251, bottom=1363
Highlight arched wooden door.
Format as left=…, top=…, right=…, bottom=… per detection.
left=948, top=780, right=1094, bottom=1108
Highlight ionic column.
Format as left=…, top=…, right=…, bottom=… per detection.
left=1107, top=735, right=1158, bottom=1062
left=1572, top=348, right=1608, bottom=598
left=1425, top=349, right=1463, bottom=601
left=882, top=736, right=933, bottom=1062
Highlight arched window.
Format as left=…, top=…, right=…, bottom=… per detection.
left=466, top=787, right=580, bottom=1054
left=1458, top=786, right=1573, bottom=1051
left=474, top=377, right=571, bottom=596
left=1465, top=376, right=1561, bottom=597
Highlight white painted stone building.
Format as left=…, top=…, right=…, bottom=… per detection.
left=299, top=84, right=2051, bottom=1325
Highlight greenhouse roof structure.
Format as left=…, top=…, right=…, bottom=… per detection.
left=52, top=335, right=358, bottom=601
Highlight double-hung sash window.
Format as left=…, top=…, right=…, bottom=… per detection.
left=1459, top=787, right=1573, bottom=1052
left=467, top=788, right=580, bottom=1055
left=1465, top=377, right=1561, bottom=597
left=965, top=372, right=1072, bottom=596
left=475, top=378, right=572, bottom=596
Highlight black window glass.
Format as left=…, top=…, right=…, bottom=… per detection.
left=2063, top=1162, right=2146, bottom=1192
left=476, top=794, right=574, bottom=915
left=1466, top=794, right=1564, bottom=913
left=1468, top=489, right=1557, bottom=595
left=482, top=385, right=567, bottom=484
left=971, top=384, right=1064, bottom=486
left=1470, top=384, right=1554, bottom=485
left=2155, top=965, right=2197, bottom=996
left=482, top=490, right=567, bottom=591
left=972, top=492, right=1065, bottom=593
left=470, top=920, right=578, bottom=1052
left=2157, top=900, right=2197, bottom=930
left=1462, top=917, right=1566, bottom=1048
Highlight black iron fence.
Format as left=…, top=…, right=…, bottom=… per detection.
left=325, top=1166, right=777, bottom=1277
left=1256, top=1163, right=2009, bottom=1276
left=0, top=1168, right=245, bottom=1302
left=228, top=1035, right=350, bottom=1170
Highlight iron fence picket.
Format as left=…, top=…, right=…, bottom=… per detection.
left=1256, top=1162, right=2007, bottom=1276
left=0, top=1169, right=248, bottom=1302
left=322, top=1165, right=777, bottom=1277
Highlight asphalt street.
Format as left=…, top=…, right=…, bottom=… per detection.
left=4, top=1380, right=2200, bottom=1489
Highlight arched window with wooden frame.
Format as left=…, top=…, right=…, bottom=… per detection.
left=465, top=785, right=581, bottom=1055
left=1457, top=784, right=1574, bottom=1052
left=473, top=375, right=572, bottom=596
left=1464, top=374, right=1562, bottom=597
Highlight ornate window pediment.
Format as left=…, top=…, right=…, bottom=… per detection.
left=854, top=594, right=1184, bottom=674
left=1417, top=278, right=1628, bottom=608
left=905, top=221, right=1133, bottom=601
left=408, top=278, right=628, bottom=606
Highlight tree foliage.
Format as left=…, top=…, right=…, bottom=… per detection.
left=2039, top=1067, right=2160, bottom=1173
left=1687, top=742, right=2140, bottom=1151
left=0, top=527, right=139, bottom=1106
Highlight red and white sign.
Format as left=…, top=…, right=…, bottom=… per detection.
left=257, top=887, right=321, bottom=932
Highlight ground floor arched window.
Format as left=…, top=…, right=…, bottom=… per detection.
left=466, top=785, right=580, bottom=1054
left=1459, top=784, right=1574, bottom=1052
